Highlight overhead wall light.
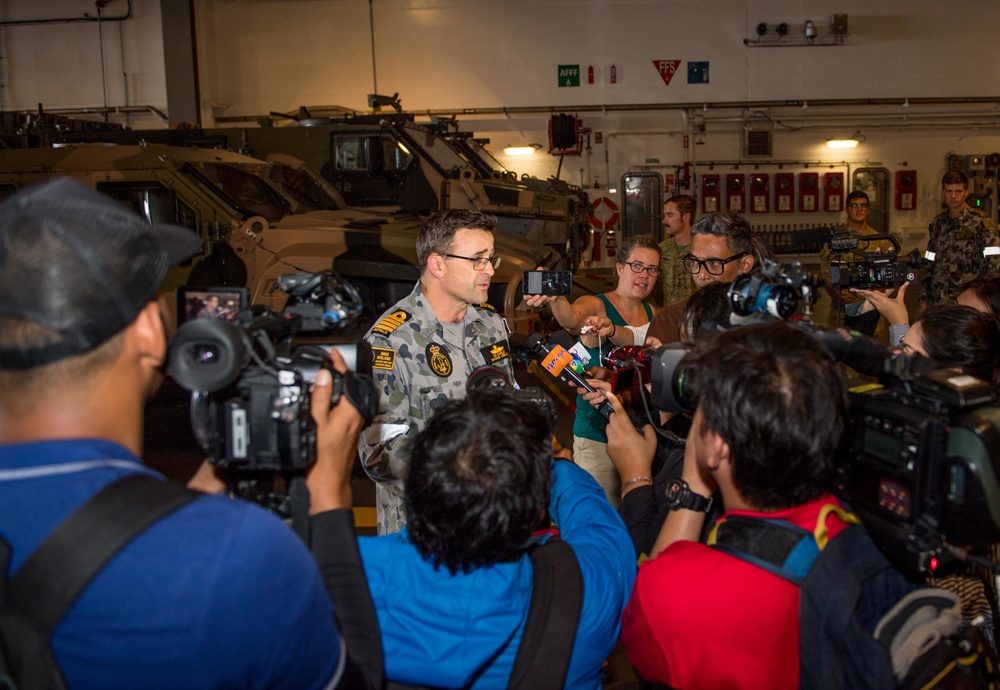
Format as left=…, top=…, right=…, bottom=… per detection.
left=503, top=144, right=541, bottom=156
left=826, top=131, right=865, bottom=148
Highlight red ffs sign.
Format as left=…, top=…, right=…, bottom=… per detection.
left=653, top=60, right=682, bottom=86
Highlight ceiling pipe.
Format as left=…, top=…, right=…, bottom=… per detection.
left=0, top=0, right=133, bottom=27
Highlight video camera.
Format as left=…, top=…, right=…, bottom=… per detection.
left=728, top=258, right=821, bottom=322
left=647, top=311, right=1000, bottom=578
left=168, top=271, right=378, bottom=533
left=794, top=225, right=922, bottom=290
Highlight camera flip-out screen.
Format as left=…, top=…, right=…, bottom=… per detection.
left=177, top=287, right=248, bottom=325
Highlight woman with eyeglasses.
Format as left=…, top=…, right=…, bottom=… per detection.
left=524, top=234, right=662, bottom=506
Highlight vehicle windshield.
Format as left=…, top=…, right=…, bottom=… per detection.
left=240, top=161, right=344, bottom=211
left=193, top=162, right=291, bottom=221
left=400, top=122, right=466, bottom=174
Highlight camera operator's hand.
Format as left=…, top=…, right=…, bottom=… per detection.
left=603, top=391, right=657, bottom=498
left=306, top=348, right=365, bottom=515
left=852, top=282, right=910, bottom=326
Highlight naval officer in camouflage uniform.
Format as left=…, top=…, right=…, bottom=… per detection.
left=359, top=209, right=513, bottom=534
left=922, top=169, right=1000, bottom=306
left=658, top=195, right=696, bottom=308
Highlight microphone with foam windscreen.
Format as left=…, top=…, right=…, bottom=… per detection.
left=525, top=332, right=615, bottom=421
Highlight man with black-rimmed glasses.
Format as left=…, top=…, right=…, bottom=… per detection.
left=648, top=212, right=757, bottom=344
left=359, top=209, right=513, bottom=534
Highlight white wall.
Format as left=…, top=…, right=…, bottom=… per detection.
left=5, top=0, right=1000, bottom=238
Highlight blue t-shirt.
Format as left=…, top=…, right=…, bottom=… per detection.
left=0, top=439, right=343, bottom=690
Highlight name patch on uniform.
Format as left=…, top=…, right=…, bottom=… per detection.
left=481, top=340, right=511, bottom=365
left=372, top=310, right=410, bottom=337
left=371, top=347, right=397, bottom=370
left=426, top=343, right=453, bottom=377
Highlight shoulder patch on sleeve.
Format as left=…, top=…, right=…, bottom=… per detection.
left=475, top=302, right=497, bottom=312
left=372, top=310, right=410, bottom=337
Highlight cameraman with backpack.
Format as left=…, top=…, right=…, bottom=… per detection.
left=611, top=321, right=851, bottom=689
left=0, top=179, right=361, bottom=689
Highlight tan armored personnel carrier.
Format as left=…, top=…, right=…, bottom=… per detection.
left=0, top=144, right=558, bottom=339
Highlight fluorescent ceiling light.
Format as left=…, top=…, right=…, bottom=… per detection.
left=503, top=145, right=538, bottom=156
left=826, top=138, right=859, bottom=149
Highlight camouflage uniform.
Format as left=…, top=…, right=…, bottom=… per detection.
left=659, top=236, right=694, bottom=307
left=358, top=283, right=513, bottom=534
left=922, top=205, right=1000, bottom=305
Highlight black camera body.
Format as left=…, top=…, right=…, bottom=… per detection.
left=837, top=369, right=1000, bottom=575
left=647, top=319, right=1000, bottom=577
left=827, top=230, right=922, bottom=290
left=168, top=272, right=377, bottom=522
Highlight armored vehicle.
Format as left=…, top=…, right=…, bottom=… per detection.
left=0, top=144, right=557, bottom=339
left=32, top=109, right=590, bottom=272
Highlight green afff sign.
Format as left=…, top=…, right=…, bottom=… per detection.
left=558, top=65, right=580, bottom=87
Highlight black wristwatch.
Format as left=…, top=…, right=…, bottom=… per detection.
left=664, top=479, right=713, bottom=513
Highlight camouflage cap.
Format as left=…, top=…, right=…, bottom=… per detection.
left=0, top=177, right=201, bottom=370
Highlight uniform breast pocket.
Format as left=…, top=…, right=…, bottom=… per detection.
left=417, top=380, right=466, bottom=419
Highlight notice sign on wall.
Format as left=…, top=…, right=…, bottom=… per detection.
left=653, top=60, right=682, bottom=86
left=558, top=65, right=580, bottom=87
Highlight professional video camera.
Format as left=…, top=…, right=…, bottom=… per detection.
left=168, top=271, right=378, bottom=535
left=794, top=225, right=922, bottom=290
left=728, top=258, right=821, bottom=322
left=648, top=319, right=1000, bottom=578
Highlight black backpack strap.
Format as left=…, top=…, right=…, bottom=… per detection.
left=9, top=473, right=199, bottom=635
left=507, top=537, right=584, bottom=690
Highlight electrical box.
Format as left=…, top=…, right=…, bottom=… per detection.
left=799, top=172, right=819, bottom=212
left=775, top=173, right=794, bottom=213
left=895, top=170, right=917, bottom=211
left=824, top=172, right=845, bottom=212
left=750, top=173, right=769, bottom=213
left=726, top=174, right=745, bottom=213
left=701, top=174, right=721, bottom=214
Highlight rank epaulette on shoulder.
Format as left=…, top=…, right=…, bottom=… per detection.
left=372, top=309, right=410, bottom=337
left=475, top=302, right=497, bottom=312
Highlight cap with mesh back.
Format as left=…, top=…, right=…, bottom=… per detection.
left=0, top=177, right=203, bottom=370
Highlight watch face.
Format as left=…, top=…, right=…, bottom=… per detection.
left=665, top=480, right=685, bottom=506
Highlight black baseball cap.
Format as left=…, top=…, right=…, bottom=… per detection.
left=0, top=177, right=202, bottom=370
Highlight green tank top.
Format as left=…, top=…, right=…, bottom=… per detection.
left=572, top=294, right=652, bottom=442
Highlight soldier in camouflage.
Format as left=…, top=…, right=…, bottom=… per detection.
left=922, top=169, right=1000, bottom=306
left=659, top=195, right=696, bottom=308
left=359, top=209, right=513, bottom=534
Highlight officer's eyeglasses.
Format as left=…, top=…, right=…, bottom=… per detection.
left=847, top=203, right=869, bottom=209
left=681, top=252, right=747, bottom=276
left=625, top=261, right=662, bottom=277
left=443, top=253, right=501, bottom=270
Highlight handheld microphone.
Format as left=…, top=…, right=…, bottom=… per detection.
left=525, top=332, right=615, bottom=421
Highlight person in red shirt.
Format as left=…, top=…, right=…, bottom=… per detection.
left=605, top=320, right=851, bottom=689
